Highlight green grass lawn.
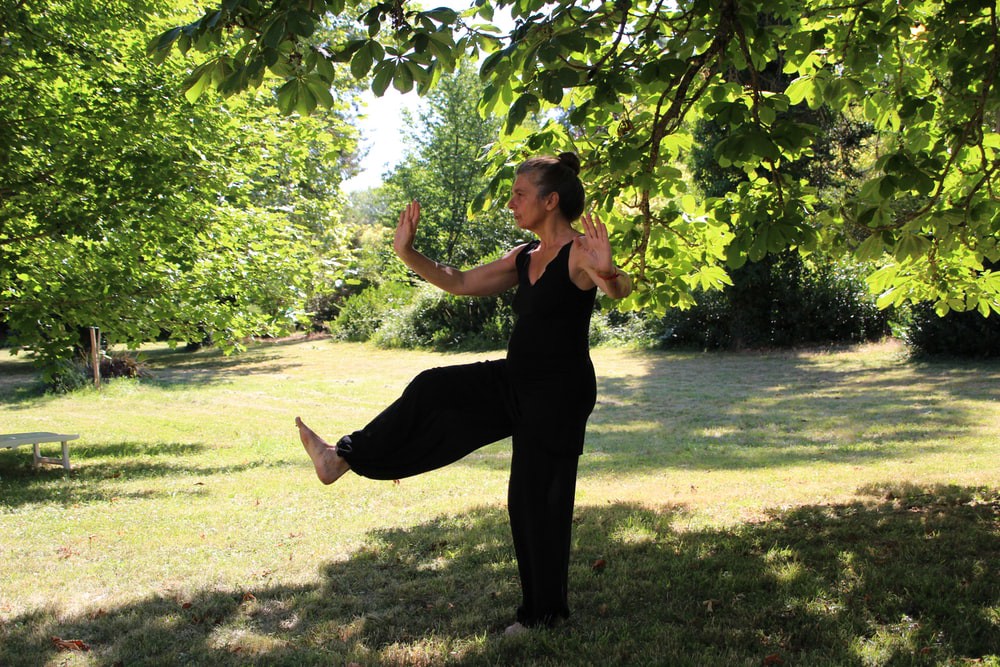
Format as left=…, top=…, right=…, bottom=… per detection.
left=1, top=338, right=997, bottom=666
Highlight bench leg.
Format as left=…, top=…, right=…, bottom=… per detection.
left=30, top=441, right=72, bottom=470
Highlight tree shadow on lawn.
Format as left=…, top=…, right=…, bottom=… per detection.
left=1, top=483, right=996, bottom=666
left=0, top=441, right=285, bottom=508
left=0, top=342, right=302, bottom=406
left=583, top=351, right=1000, bottom=473
left=142, top=345, right=299, bottom=391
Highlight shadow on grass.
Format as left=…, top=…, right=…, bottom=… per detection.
left=1, top=483, right=996, bottom=666
left=142, top=345, right=299, bottom=390
left=581, top=351, right=1000, bottom=473
left=0, top=441, right=286, bottom=508
left=0, top=354, right=45, bottom=404
left=0, top=340, right=306, bottom=405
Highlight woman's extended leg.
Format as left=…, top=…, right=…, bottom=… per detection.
left=307, top=359, right=515, bottom=481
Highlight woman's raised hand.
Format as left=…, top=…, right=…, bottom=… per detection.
left=579, top=212, right=615, bottom=275
left=394, top=200, right=420, bottom=257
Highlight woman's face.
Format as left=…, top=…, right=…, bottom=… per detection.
left=508, top=173, right=551, bottom=230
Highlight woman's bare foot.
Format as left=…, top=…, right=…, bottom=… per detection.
left=296, top=417, right=350, bottom=484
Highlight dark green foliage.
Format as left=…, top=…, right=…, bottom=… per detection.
left=305, top=280, right=366, bottom=333
left=905, top=304, right=1000, bottom=358
left=661, top=253, right=890, bottom=349
left=679, top=104, right=888, bottom=349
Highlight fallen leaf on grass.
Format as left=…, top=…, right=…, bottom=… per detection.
left=763, top=653, right=783, bottom=665
left=591, top=558, right=607, bottom=572
left=51, top=636, right=90, bottom=652
left=703, top=599, right=720, bottom=613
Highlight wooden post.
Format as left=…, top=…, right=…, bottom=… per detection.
left=89, top=326, right=101, bottom=388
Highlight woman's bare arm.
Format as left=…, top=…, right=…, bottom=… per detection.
left=394, top=200, right=523, bottom=297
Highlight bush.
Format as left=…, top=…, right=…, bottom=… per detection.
left=373, top=284, right=513, bottom=351
left=90, top=351, right=151, bottom=380
left=659, top=252, right=891, bottom=349
left=904, top=303, right=1000, bottom=357
left=589, top=308, right=663, bottom=348
left=330, top=282, right=416, bottom=342
left=44, top=358, right=91, bottom=394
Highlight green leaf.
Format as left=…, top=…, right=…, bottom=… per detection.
left=393, top=61, right=415, bottom=93
left=371, top=61, right=394, bottom=95
left=539, top=72, right=564, bottom=104
left=183, top=62, right=214, bottom=103
left=261, top=16, right=287, bottom=50
left=895, top=233, right=931, bottom=262
left=422, top=7, right=458, bottom=23
left=147, top=27, right=182, bottom=64
left=350, top=43, right=374, bottom=79
left=304, top=75, right=334, bottom=109
left=276, top=78, right=299, bottom=115
left=855, top=233, right=885, bottom=262
left=286, top=8, right=315, bottom=37
left=506, top=93, right=539, bottom=134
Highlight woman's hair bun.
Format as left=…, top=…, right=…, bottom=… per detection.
left=557, top=151, right=581, bottom=175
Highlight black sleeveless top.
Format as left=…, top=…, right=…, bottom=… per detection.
left=507, top=239, right=597, bottom=377
left=505, top=239, right=597, bottom=455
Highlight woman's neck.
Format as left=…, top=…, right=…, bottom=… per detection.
left=532, top=218, right=577, bottom=250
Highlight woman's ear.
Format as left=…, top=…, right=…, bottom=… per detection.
left=545, top=191, right=560, bottom=212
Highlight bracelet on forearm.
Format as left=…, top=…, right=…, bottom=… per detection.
left=597, top=268, right=621, bottom=282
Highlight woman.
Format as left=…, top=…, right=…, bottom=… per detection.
left=297, top=152, right=631, bottom=633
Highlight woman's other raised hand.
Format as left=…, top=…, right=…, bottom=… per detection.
left=394, top=200, right=420, bottom=258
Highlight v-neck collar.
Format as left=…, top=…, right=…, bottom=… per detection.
left=525, top=238, right=574, bottom=287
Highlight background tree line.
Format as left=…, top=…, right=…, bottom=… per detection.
left=2, top=0, right=998, bottom=391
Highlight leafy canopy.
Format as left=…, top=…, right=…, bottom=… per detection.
left=1, top=0, right=361, bottom=378
left=156, top=0, right=1000, bottom=316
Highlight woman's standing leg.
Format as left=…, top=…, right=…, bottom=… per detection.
left=507, top=440, right=579, bottom=627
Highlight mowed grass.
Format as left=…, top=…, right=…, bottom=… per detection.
left=0, top=338, right=997, bottom=666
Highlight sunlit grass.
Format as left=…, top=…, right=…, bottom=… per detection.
left=1, top=338, right=998, bottom=665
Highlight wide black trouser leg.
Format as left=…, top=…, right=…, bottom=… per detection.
left=339, top=360, right=514, bottom=480
left=508, top=442, right=579, bottom=627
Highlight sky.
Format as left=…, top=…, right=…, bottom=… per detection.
left=341, top=87, right=424, bottom=193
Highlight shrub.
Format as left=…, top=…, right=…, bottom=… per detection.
left=659, top=252, right=891, bottom=349
left=90, top=351, right=151, bottom=380
left=904, top=303, right=1000, bottom=357
left=373, top=284, right=513, bottom=351
left=589, top=308, right=663, bottom=348
left=44, top=358, right=90, bottom=393
left=330, top=282, right=415, bottom=342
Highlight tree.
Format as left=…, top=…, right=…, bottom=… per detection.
left=154, top=0, right=1000, bottom=319
left=0, top=0, right=361, bottom=381
left=381, top=61, right=519, bottom=268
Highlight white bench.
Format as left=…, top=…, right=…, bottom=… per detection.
left=1, top=432, right=78, bottom=470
